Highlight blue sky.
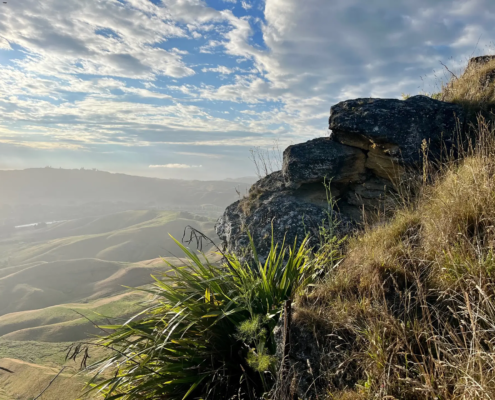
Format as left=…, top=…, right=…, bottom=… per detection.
left=0, top=0, right=494, bottom=180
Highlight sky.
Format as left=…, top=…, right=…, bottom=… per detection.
left=0, top=0, right=494, bottom=180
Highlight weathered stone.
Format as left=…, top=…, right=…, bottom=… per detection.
left=218, top=95, right=464, bottom=261
left=292, top=181, right=341, bottom=209
left=329, top=95, right=465, bottom=166
left=282, top=137, right=366, bottom=188
left=467, top=55, right=495, bottom=69
left=466, top=55, right=495, bottom=91
left=249, top=170, right=286, bottom=194
left=215, top=191, right=350, bottom=262
left=345, top=176, right=393, bottom=208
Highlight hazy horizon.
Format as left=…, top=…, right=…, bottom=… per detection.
left=0, top=165, right=257, bottom=182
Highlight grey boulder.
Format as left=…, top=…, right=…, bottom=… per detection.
left=282, top=138, right=366, bottom=188
left=329, top=95, right=465, bottom=166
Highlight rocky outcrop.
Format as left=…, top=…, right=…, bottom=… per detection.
left=467, top=55, right=495, bottom=69
left=216, top=95, right=465, bottom=259
left=216, top=189, right=344, bottom=262
left=330, top=95, right=464, bottom=167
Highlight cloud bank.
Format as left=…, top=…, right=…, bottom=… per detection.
left=0, top=0, right=494, bottom=178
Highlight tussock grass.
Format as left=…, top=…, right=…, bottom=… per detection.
left=439, top=56, right=495, bottom=119
left=295, top=117, right=495, bottom=399
left=239, top=186, right=264, bottom=216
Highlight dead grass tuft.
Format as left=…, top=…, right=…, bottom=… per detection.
left=440, top=56, right=495, bottom=119
left=239, top=187, right=265, bottom=216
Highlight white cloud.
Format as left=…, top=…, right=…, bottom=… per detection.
left=2, top=0, right=495, bottom=179
left=252, top=0, right=495, bottom=98
left=0, top=37, right=11, bottom=50
left=0, top=0, right=194, bottom=79
left=170, top=48, right=189, bottom=55
left=199, top=40, right=223, bottom=54
left=0, top=139, right=84, bottom=150
left=241, top=1, right=252, bottom=10
left=149, top=164, right=203, bottom=168
left=202, top=66, right=236, bottom=74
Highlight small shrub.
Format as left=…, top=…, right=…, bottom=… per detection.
left=239, top=187, right=264, bottom=216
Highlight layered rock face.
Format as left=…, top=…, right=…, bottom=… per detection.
left=216, top=95, right=464, bottom=259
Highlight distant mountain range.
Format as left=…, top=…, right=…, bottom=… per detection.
left=223, top=176, right=258, bottom=183
left=0, top=168, right=254, bottom=226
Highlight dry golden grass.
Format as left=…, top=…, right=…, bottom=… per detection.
left=239, top=186, right=264, bottom=216
left=439, top=56, right=495, bottom=118
left=0, top=358, right=98, bottom=400
left=293, top=114, right=495, bottom=397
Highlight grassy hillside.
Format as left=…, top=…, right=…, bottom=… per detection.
left=0, top=210, right=217, bottom=316
left=0, top=258, right=168, bottom=316
left=5, top=211, right=215, bottom=265
left=24, top=210, right=163, bottom=240
left=0, top=208, right=220, bottom=399
left=0, top=291, right=150, bottom=341
left=0, top=358, right=97, bottom=400
left=0, top=339, right=115, bottom=399
left=0, top=340, right=111, bottom=399
left=287, top=61, right=495, bottom=399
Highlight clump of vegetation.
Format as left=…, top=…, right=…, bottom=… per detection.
left=84, top=233, right=317, bottom=400
left=249, top=141, right=283, bottom=180
left=239, top=186, right=265, bottom=216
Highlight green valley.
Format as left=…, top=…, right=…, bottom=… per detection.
left=0, top=209, right=220, bottom=399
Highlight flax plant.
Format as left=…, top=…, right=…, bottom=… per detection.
left=85, top=233, right=313, bottom=400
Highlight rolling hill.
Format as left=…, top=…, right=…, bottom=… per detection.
left=8, top=211, right=215, bottom=264
left=0, top=208, right=222, bottom=399
left=0, top=291, right=150, bottom=342
left=0, top=211, right=217, bottom=316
